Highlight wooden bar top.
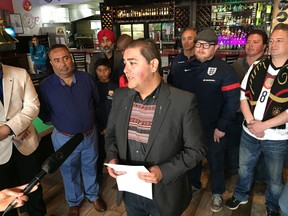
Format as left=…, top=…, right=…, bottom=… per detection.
left=69, top=48, right=246, bottom=58
left=69, top=48, right=100, bottom=55
left=161, top=49, right=246, bottom=58
left=160, top=49, right=181, bottom=56
left=216, top=50, right=246, bottom=58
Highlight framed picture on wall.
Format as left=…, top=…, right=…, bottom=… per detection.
left=9, top=13, right=24, bottom=34
left=56, top=26, right=65, bottom=35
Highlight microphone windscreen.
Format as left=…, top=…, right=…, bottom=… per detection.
left=42, top=133, right=84, bottom=174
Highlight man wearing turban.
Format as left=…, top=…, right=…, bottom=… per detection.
left=89, top=29, right=123, bottom=84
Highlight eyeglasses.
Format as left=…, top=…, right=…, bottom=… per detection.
left=195, top=42, right=216, bottom=49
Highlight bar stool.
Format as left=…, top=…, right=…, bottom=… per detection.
left=72, top=52, right=87, bottom=72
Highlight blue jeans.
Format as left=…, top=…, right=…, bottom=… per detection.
left=123, top=192, right=160, bottom=216
left=279, top=181, right=288, bottom=216
left=225, top=113, right=267, bottom=181
left=51, top=128, right=99, bottom=206
left=233, top=130, right=287, bottom=211
left=34, top=63, right=47, bottom=74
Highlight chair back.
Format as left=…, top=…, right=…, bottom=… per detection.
left=225, top=54, right=239, bottom=64
left=72, top=53, right=87, bottom=72
left=161, top=53, right=178, bottom=82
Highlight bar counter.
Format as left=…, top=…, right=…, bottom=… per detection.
left=160, top=49, right=246, bottom=58
left=69, top=48, right=181, bottom=57
left=216, top=50, right=246, bottom=58
left=69, top=48, right=246, bottom=58
left=69, top=48, right=99, bottom=56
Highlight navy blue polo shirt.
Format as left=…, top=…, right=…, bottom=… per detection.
left=39, top=71, right=99, bottom=134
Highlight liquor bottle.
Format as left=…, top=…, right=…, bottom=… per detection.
left=265, top=4, right=272, bottom=23
left=159, top=40, right=163, bottom=53
left=256, top=3, right=262, bottom=26
left=248, top=16, right=251, bottom=25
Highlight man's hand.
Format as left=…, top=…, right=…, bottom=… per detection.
left=0, top=184, right=38, bottom=211
left=100, top=129, right=107, bottom=136
left=214, top=128, right=225, bottom=143
left=13, top=129, right=31, bottom=142
left=106, top=158, right=126, bottom=179
left=138, top=165, right=163, bottom=184
left=0, top=125, right=12, bottom=141
left=247, top=120, right=265, bottom=138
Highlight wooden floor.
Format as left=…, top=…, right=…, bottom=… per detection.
left=40, top=160, right=269, bottom=216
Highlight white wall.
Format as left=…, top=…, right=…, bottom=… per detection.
left=12, top=0, right=43, bottom=35
left=12, top=0, right=101, bottom=36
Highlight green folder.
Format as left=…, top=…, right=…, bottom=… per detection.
left=33, top=117, right=53, bottom=136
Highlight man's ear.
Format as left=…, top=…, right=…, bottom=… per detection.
left=150, top=58, right=159, bottom=73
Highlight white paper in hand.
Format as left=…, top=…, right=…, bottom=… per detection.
left=104, top=163, right=153, bottom=199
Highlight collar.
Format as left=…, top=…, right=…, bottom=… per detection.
left=59, top=74, right=76, bottom=86
left=135, top=81, right=162, bottom=102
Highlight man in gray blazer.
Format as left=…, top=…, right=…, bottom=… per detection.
left=0, top=63, right=46, bottom=215
left=105, top=39, right=205, bottom=216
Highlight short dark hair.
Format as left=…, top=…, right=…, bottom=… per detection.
left=94, top=58, right=111, bottom=70
left=32, top=35, right=38, bottom=40
left=48, top=44, right=70, bottom=58
left=273, top=23, right=288, bottom=32
left=126, top=38, right=161, bottom=73
left=246, top=29, right=268, bottom=45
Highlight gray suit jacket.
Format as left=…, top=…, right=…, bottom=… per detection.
left=106, top=82, right=205, bottom=216
left=0, top=64, right=40, bottom=165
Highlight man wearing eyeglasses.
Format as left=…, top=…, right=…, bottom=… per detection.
left=187, top=28, right=240, bottom=213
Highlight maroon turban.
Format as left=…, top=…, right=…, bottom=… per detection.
left=97, top=29, right=115, bottom=43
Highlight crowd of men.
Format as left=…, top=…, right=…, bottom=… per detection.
left=0, top=24, right=288, bottom=216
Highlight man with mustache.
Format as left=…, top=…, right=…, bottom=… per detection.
left=89, top=29, right=123, bottom=84
left=39, top=44, right=107, bottom=216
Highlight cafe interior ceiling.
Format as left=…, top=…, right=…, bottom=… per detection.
left=41, top=0, right=103, bottom=22
left=66, top=1, right=102, bottom=22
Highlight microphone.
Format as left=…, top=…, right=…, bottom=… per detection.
left=2, top=133, right=84, bottom=215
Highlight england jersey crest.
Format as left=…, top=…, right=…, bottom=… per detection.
left=207, top=67, right=217, bottom=76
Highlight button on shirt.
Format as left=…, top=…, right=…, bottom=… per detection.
left=39, top=71, right=99, bottom=134
left=127, top=83, right=161, bottom=164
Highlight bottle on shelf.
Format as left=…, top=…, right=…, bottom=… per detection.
left=256, top=3, right=262, bottom=26
left=265, top=4, right=272, bottom=23
left=216, top=27, right=248, bottom=50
